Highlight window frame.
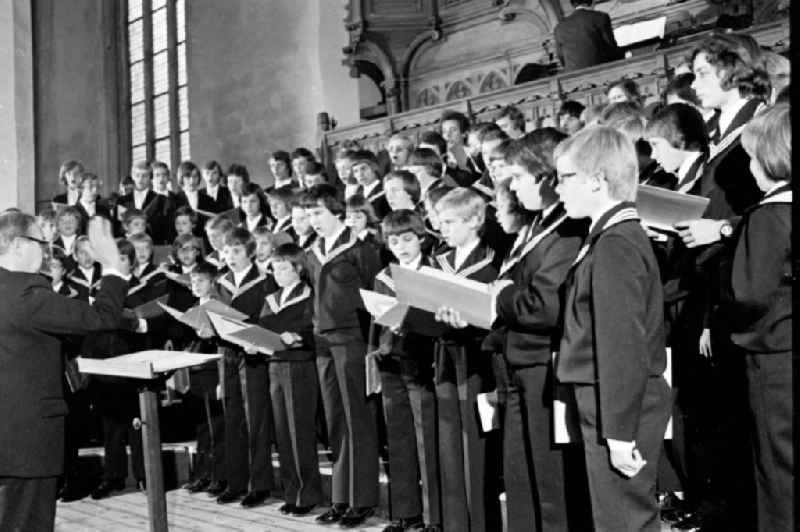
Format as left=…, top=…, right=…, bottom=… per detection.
left=119, top=0, right=189, bottom=180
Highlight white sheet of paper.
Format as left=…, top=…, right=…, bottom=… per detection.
left=613, top=16, right=666, bottom=47
left=359, top=289, right=397, bottom=318
left=476, top=391, right=500, bottom=432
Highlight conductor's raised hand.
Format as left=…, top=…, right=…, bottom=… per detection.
left=86, top=216, right=123, bottom=271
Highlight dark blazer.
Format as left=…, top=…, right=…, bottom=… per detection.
left=363, top=183, right=391, bottom=221
left=75, top=201, right=113, bottom=234
left=553, top=8, right=623, bottom=71
left=0, top=269, right=127, bottom=477
left=306, top=226, right=382, bottom=335
left=725, top=185, right=792, bottom=354
left=257, top=282, right=315, bottom=362
left=116, top=190, right=173, bottom=244
left=67, top=263, right=103, bottom=302
left=556, top=203, right=667, bottom=441
left=199, top=186, right=234, bottom=213
left=216, top=264, right=275, bottom=321
left=495, top=205, right=587, bottom=366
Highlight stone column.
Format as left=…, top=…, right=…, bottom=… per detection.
left=0, top=0, right=35, bottom=212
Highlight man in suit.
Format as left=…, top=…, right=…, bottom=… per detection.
left=0, top=214, right=128, bottom=532
left=553, top=0, right=623, bottom=72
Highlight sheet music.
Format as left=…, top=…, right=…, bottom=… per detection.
left=613, top=16, right=666, bottom=48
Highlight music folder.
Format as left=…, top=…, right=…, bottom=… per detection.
left=76, top=351, right=222, bottom=380
left=360, top=289, right=447, bottom=337
left=390, top=264, right=497, bottom=329
left=636, top=184, right=710, bottom=233
left=132, top=294, right=170, bottom=319
left=159, top=299, right=248, bottom=337
left=206, top=311, right=286, bottom=355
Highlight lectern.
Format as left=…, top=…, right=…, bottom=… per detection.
left=77, top=351, right=222, bottom=532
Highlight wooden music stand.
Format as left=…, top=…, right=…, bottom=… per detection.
left=77, top=351, right=222, bottom=532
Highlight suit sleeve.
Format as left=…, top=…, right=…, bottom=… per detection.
left=496, top=235, right=579, bottom=333
left=602, top=13, right=623, bottom=60
left=19, top=275, right=128, bottom=337
left=591, top=235, right=650, bottom=442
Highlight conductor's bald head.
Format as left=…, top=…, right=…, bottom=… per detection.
left=0, top=211, right=47, bottom=273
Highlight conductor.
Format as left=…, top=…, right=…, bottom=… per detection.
left=0, top=212, right=128, bottom=532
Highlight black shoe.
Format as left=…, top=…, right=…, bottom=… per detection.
left=279, top=503, right=297, bottom=514
left=90, top=479, right=126, bottom=500
left=339, top=506, right=375, bottom=528
left=240, top=489, right=271, bottom=508
left=382, top=515, right=424, bottom=531
left=184, top=477, right=211, bottom=493
left=58, top=485, right=86, bottom=503
left=290, top=504, right=316, bottom=516
left=206, top=480, right=227, bottom=496
left=316, top=504, right=348, bottom=524
left=216, top=488, right=245, bottom=504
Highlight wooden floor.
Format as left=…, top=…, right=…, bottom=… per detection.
left=55, top=488, right=389, bottom=532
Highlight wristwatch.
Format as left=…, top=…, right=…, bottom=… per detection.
left=719, top=220, right=733, bottom=239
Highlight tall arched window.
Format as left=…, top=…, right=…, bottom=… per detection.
left=125, top=0, right=189, bottom=171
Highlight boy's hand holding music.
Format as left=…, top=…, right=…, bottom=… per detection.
left=279, top=332, right=301, bottom=346
left=87, top=216, right=123, bottom=272
left=435, top=306, right=468, bottom=329
left=608, top=439, right=647, bottom=478
left=243, top=344, right=259, bottom=355
left=675, top=219, right=725, bottom=247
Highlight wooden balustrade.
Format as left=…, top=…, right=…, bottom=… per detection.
left=319, top=18, right=788, bottom=163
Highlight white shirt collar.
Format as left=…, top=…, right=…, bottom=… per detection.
left=454, top=237, right=481, bottom=270
left=362, top=180, right=380, bottom=198
left=323, top=224, right=348, bottom=253
left=274, top=178, right=294, bottom=189
left=246, top=214, right=262, bottom=232
left=199, top=296, right=212, bottom=305
left=280, top=280, right=301, bottom=304
left=185, top=189, right=199, bottom=209
left=136, top=263, right=149, bottom=277
left=79, top=265, right=95, bottom=281
left=717, top=98, right=750, bottom=140
left=399, top=253, right=423, bottom=270
left=60, top=234, right=76, bottom=251
left=274, top=215, right=291, bottom=230
left=205, top=184, right=218, bottom=200
left=180, top=263, right=196, bottom=274
left=232, top=264, right=253, bottom=287
left=231, top=194, right=240, bottom=208
left=677, top=151, right=703, bottom=180
left=541, top=202, right=559, bottom=221
left=133, top=188, right=149, bottom=208
left=66, top=189, right=80, bottom=205
left=52, top=280, right=63, bottom=292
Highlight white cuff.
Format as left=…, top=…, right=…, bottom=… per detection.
left=607, top=438, right=636, bottom=453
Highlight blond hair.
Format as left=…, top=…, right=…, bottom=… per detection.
left=435, top=187, right=486, bottom=224
left=741, top=103, right=791, bottom=183
left=554, top=126, right=638, bottom=201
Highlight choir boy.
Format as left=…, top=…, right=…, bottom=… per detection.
left=373, top=210, right=442, bottom=532
left=85, top=239, right=146, bottom=499
left=214, top=228, right=276, bottom=507
left=122, top=209, right=148, bottom=239
left=554, top=126, right=671, bottom=532
left=303, top=184, right=382, bottom=527
left=75, top=172, right=112, bottom=232
left=290, top=148, right=316, bottom=190
left=431, top=187, right=500, bottom=532
left=386, top=134, right=414, bottom=171
left=48, top=249, right=78, bottom=299
left=201, top=161, right=234, bottom=212
left=151, top=160, right=175, bottom=199
left=204, top=215, right=236, bottom=274
left=290, top=199, right=317, bottom=250
left=175, top=161, right=203, bottom=212
left=726, top=104, right=792, bottom=532
left=239, top=183, right=271, bottom=233
left=115, top=161, right=171, bottom=244
left=181, top=262, right=227, bottom=496
left=405, top=148, right=454, bottom=203
left=252, top=226, right=284, bottom=276
left=52, top=160, right=85, bottom=206
left=173, top=206, right=199, bottom=238
left=500, top=139, right=588, bottom=531
left=252, top=243, right=323, bottom=516
left=351, top=150, right=390, bottom=219
left=267, top=186, right=294, bottom=234
left=69, top=236, right=102, bottom=302
left=268, top=150, right=297, bottom=190
left=383, top=171, right=421, bottom=212
left=52, top=206, right=82, bottom=271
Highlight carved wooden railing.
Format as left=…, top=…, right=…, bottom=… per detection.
left=319, top=18, right=788, bottom=164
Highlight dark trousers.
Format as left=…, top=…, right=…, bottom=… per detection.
left=63, top=388, right=91, bottom=488
left=92, top=380, right=144, bottom=482
left=270, top=360, right=323, bottom=507
left=0, top=476, right=58, bottom=532
left=574, top=377, right=672, bottom=532
left=503, top=364, right=571, bottom=532
left=407, top=371, right=441, bottom=527
left=745, top=351, right=793, bottom=532
left=379, top=356, right=439, bottom=524
left=223, top=350, right=274, bottom=492
left=434, top=342, right=500, bottom=532
left=316, top=330, right=379, bottom=508
left=184, top=390, right=225, bottom=482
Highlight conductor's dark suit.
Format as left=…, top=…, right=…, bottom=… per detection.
left=553, top=7, right=623, bottom=72
left=0, top=268, right=127, bottom=532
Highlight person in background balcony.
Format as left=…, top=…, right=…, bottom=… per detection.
left=553, top=0, right=623, bottom=72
